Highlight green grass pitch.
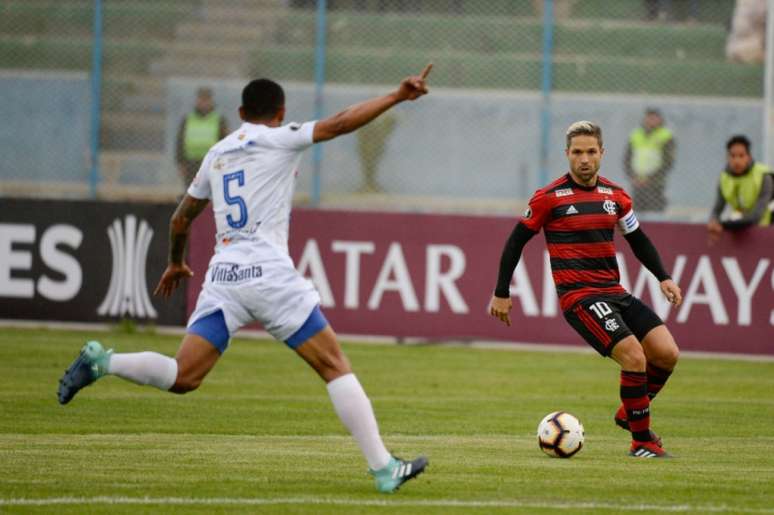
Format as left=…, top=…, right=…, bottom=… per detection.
left=1, top=327, right=773, bottom=514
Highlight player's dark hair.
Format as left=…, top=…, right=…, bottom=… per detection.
left=241, top=79, right=285, bottom=120
left=726, top=135, right=751, bottom=154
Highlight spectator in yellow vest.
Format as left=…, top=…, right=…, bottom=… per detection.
left=708, top=135, right=773, bottom=243
left=623, top=108, right=675, bottom=213
left=175, top=87, right=229, bottom=190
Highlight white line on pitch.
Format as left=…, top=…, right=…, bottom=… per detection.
left=0, top=497, right=772, bottom=513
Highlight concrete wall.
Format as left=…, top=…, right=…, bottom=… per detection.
left=0, top=71, right=90, bottom=183
left=166, top=78, right=763, bottom=216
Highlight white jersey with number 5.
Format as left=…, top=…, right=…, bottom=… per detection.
left=187, top=120, right=316, bottom=256
left=185, top=120, right=321, bottom=343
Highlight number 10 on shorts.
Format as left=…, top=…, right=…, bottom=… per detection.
left=589, top=302, right=612, bottom=319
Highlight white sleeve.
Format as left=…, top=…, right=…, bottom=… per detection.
left=186, top=153, right=213, bottom=199
left=264, top=121, right=316, bottom=151
left=617, top=209, right=640, bottom=235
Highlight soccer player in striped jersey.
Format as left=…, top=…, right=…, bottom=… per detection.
left=489, top=121, right=682, bottom=458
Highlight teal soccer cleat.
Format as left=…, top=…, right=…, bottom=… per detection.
left=57, top=341, right=112, bottom=405
left=370, top=455, right=428, bottom=493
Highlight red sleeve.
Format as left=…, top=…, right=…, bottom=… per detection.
left=616, top=188, right=634, bottom=219
left=521, top=190, right=551, bottom=231
left=616, top=188, right=641, bottom=234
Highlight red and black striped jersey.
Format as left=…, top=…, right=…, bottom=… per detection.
left=521, top=173, right=640, bottom=311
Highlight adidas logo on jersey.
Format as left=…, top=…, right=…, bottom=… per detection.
left=565, top=205, right=579, bottom=215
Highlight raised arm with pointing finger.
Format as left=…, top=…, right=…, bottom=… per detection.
left=313, top=63, right=432, bottom=142
left=155, top=64, right=434, bottom=299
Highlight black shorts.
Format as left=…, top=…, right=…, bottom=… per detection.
left=563, top=294, right=664, bottom=357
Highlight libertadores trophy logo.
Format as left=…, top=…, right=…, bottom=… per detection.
left=97, top=214, right=158, bottom=319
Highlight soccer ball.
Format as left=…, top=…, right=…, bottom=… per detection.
left=537, top=411, right=585, bottom=458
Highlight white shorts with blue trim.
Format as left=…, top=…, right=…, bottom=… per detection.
left=188, top=239, right=321, bottom=342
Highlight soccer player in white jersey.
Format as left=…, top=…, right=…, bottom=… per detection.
left=58, top=64, right=433, bottom=493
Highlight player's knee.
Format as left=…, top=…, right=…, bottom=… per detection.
left=615, top=342, right=647, bottom=371
left=653, top=346, right=679, bottom=371
left=170, top=375, right=202, bottom=394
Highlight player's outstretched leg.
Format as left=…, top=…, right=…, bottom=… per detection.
left=58, top=333, right=219, bottom=404
left=611, top=337, right=671, bottom=458
left=291, top=308, right=428, bottom=492
left=326, top=373, right=428, bottom=493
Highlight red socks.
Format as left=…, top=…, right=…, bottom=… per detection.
left=646, top=363, right=673, bottom=400
left=620, top=371, right=651, bottom=442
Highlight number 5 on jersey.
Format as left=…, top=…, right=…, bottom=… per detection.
left=223, top=170, right=247, bottom=228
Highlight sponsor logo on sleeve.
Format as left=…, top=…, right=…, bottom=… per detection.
left=523, top=207, right=532, bottom=219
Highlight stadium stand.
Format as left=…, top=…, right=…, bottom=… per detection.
left=0, top=0, right=759, bottom=197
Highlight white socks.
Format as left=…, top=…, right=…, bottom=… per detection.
left=326, top=373, right=392, bottom=470
left=106, top=360, right=390, bottom=468
left=108, top=352, right=178, bottom=391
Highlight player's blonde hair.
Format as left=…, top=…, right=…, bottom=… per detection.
left=565, top=121, right=603, bottom=149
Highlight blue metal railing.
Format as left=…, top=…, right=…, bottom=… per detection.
left=85, top=0, right=562, bottom=203
left=311, top=0, right=328, bottom=206
left=539, top=0, right=555, bottom=189
left=89, top=0, right=103, bottom=199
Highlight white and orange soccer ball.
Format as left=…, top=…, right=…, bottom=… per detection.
left=537, top=411, right=585, bottom=458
